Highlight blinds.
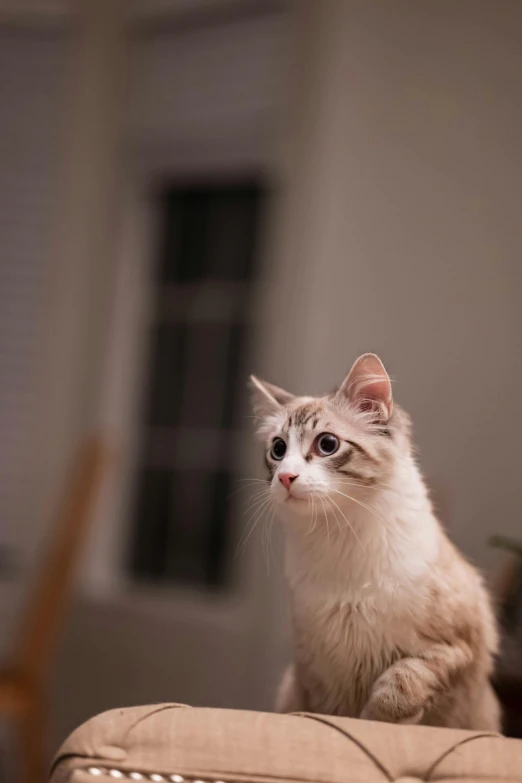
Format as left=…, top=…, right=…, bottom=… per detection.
left=0, top=32, right=67, bottom=580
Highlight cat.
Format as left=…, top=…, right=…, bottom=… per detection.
left=250, top=353, right=501, bottom=730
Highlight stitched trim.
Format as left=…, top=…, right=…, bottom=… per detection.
left=296, top=714, right=392, bottom=781
left=123, top=705, right=190, bottom=744
left=80, top=768, right=365, bottom=783
left=425, top=732, right=499, bottom=780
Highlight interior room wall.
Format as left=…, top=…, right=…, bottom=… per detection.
left=0, top=27, right=68, bottom=652
left=262, top=0, right=522, bottom=573
left=62, top=1, right=522, bottom=752
left=2, top=0, right=522, bottom=759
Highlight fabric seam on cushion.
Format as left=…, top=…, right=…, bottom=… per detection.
left=51, top=753, right=95, bottom=776
left=296, top=714, right=392, bottom=781
left=425, top=732, right=499, bottom=780
left=122, top=704, right=190, bottom=744
left=51, top=707, right=189, bottom=775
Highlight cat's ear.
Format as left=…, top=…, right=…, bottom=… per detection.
left=337, top=353, right=393, bottom=421
left=249, top=375, right=295, bottom=417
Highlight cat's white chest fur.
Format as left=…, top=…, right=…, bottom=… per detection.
left=284, top=497, right=439, bottom=716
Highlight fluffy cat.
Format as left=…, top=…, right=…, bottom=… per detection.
left=250, top=353, right=501, bottom=730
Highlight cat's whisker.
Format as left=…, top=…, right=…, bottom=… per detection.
left=305, top=497, right=311, bottom=535
left=311, top=494, right=318, bottom=534
left=318, top=494, right=331, bottom=546
left=306, top=495, right=316, bottom=536
left=335, top=479, right=376, bottom=488
left=311, top=494, right=319, bottom=535
left=325, top=494, right=364, bottom=550
left=266, top=503, right=278, bottom=575
left=228, top=484, right=262, bottom=500
left=243, top=485, right=271, bottom=498
left=240, top=496, right=271, bottom=529
left=242, top=489, right=272, bottom=515
left=236, top=493, right=273, bottom=552
left=262, top=511, right=269, bottom=573
left=235, top=496, right=274, bottom=560
left=264, top=501, right=276, bottom=572
left=243, top=500, right=273, bottom=556
left=325, top=494, right=343, bottom=536
left=245, top=486, right=272, bottom=500
left=336, top=479, right=398, bottom=493
left=329, top=488, right=388, bottom=525
left=265, top=500, right=278, bottom=575
left=228, top=480, right=270, bottom=501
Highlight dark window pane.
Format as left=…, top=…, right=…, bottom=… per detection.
left=206, top=470, right=233, bottom=586
left=163, top=469, right=212, bottom=585
left=129, top=180, right=264, bottom=590
left=146, top=324, right=187, bottom=427
left=205, top=187, right=261, bottom=280
left=130, top=469, right=233, bottom=588
left=157, top=192, right=183, bottom=284
left=176, top=191, right=210, bottom=283
left=130, top=469, right=172, bottom=579
left=221, top=324, right=246, bottom=430
left=159, top=185, right=261, bottom=284
left=177, top=324, right=231, bottom=429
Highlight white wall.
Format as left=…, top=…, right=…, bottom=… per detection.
left=128, top=13, right=289, bottom=150
left=264, top=0, right=522, bottom=572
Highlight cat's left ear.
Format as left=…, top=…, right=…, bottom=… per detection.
left=249, top=375, right=295, bottom=417
left=337, top=353, right=393, bottom=421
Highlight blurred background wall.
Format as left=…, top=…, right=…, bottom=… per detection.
left=0, top=0, right=521, bottom=764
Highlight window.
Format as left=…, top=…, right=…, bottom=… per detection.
left=128, top=181, right=264, bottom=589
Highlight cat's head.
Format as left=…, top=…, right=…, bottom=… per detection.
left=250, top=353, right=411, bottom=520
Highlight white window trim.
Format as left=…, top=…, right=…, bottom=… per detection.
left=80, top=139, right=280, bottom=632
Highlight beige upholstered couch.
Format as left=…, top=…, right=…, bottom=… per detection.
left=50, top=704, right=522, bottom=783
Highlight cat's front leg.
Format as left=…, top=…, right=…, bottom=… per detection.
left=360, top=643, right=472, bottom=724
left=275, top=664, right=306, bottom=713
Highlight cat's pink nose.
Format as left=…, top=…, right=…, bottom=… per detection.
left=279, top=472, right=298, bottom=491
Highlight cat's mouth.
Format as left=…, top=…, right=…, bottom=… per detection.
left=284, top=493, right=306, bottom=504
left=273, top=483, right=309, bottom=506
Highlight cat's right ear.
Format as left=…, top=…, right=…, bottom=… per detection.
left=249, top=375, right=295, bottom=417
left=337, top=353, right=393, bottom=421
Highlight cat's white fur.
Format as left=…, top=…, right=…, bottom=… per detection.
left=250, top=354, right=500, bottom=729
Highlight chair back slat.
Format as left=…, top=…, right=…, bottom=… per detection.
left=15, top=438, right=108, bottom=678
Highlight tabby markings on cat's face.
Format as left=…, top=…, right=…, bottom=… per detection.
left=251, top=354, right=409, bottom=519
left=263, top=400, right=384, bottom=516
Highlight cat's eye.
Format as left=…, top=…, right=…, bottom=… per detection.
left=270, top=438, right=287, bottom=460
left=316, top=433, right=340, bottom=456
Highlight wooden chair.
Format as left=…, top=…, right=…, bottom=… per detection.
left=0, top=438, right=109, bottom=783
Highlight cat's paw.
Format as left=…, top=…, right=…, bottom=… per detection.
left=397, top=709, right=424, bottom=725
left=359, top=699, right=386, bottom=722
left=360, top=696, right=424, bottom=725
